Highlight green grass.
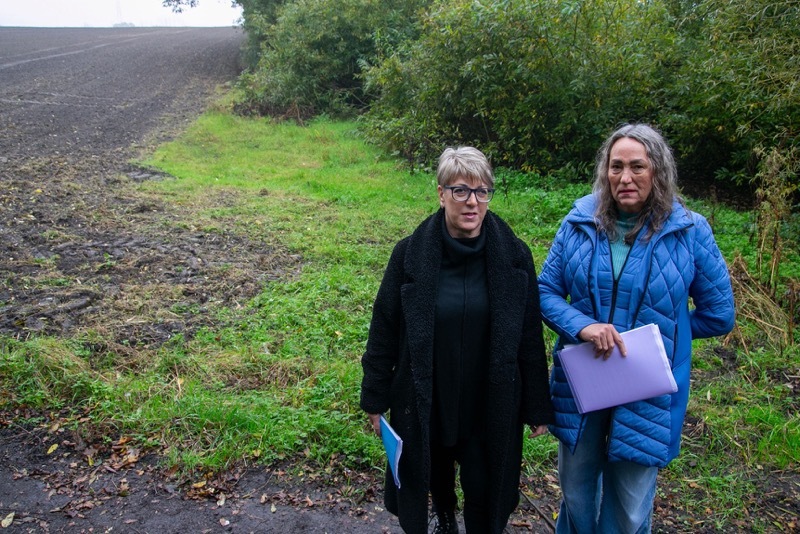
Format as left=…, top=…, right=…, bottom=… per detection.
left=1, top=111, right=797, bottom=529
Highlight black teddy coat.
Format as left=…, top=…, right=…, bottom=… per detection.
left=361, top=209, right=554, bottom=533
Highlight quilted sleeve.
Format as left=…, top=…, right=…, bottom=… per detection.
left=688, top=214, right=735, bottom=338
left=538, top=220, right=598, bottom=345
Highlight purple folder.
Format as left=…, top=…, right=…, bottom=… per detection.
left=558, top=323, right=678, bottom=414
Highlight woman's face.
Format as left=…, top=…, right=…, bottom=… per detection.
left=438, top=175, right=489, bottom=239
left=608, top=137, right=653, bottom=214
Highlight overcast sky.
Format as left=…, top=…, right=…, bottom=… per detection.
left=0, top=0, right=243, bottom=28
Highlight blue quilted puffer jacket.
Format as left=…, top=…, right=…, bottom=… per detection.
left=538, top=194, right=735, bottom=467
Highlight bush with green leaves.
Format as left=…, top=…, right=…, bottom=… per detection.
left=663, top=0, right=800, bottom=189
left=235, top=0, right=431, bottom=119
left=362, top=0, right=676, bottom=173
left=236, top=0, right=290, bottom=67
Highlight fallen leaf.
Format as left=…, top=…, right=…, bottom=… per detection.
left=270, top=504, right=277, bottom=513
left=47, top=444, right=58, bottom=455
left=1, top=512, right=14, bottom=528
left=219, top=518, right=230, bottom=526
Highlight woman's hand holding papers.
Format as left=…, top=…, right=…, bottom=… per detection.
left=578, top=323, right=627, bottom=360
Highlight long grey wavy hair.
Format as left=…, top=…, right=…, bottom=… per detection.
left=592, top=123, right=683, bottom=243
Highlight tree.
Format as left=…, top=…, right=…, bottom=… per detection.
left=162, top=0, right=200, bottom=12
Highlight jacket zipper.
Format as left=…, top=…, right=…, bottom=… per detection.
left=607, top=243, right=632, bottom=325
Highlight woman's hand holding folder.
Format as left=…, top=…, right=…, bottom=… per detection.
left=578, top=322, right=628, bottom=360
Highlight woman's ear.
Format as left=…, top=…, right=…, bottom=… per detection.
left=437, top=185, right=445, bottom=208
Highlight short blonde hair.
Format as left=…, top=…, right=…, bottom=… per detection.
left=436, top=146, right=494, bottom=187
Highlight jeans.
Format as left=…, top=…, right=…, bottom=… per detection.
left=555, top=409, right=658, bottom=534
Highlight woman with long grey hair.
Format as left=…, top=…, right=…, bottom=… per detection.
left=538, top=124, right=735, bottom=532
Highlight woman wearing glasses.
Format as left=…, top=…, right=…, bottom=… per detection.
left=361, top=146, right=554, bottom=533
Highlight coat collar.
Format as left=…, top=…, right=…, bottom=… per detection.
left=403, top=209, right=523, bottom=281
left=400, top=208, right=530, bottom=367
left=567, top=193, right=694, bottom=236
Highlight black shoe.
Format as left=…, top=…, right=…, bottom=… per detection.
left=433, top=511, right=458, bottom=534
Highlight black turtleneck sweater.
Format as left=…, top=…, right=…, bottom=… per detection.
left=432, top=218, right=490, bottom=447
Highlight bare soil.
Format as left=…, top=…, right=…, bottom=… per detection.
left=0, top=27, right=797, bottom=533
